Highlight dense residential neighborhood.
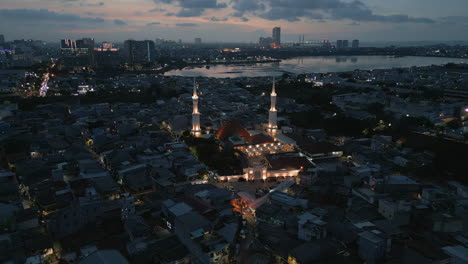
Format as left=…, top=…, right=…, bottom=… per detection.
left=0, top=34, right=468, bottom=264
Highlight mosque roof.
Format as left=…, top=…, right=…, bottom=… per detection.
left=215, top=120, right=250, bottom=141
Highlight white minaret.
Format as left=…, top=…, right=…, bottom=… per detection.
left=267, top=77, right=278, bottom=135
left=191, top=78, right=201, bottom=137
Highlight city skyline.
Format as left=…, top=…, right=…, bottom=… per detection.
left=1, top=0, right=468, bottom=42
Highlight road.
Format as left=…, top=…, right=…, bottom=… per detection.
left=237, top=212, right=257, bottom=264
left=234, top=178, right=296, bottom=263
left=39, top=61, right=55, bottom=97
left=39, top=73, right=49, bottom=97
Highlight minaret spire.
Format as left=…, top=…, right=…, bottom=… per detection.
left=191, top=78, right=201, bottom=137
left=272, top=76, right=276, bottom=96
left=192, top=78, right=198, bottom=98
left=267, top=76, right=278, bottom=135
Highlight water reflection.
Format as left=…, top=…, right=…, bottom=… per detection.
left=164, top=55, right=468, bottom=78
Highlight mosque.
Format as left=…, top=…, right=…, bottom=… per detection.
left=190, top=78, right=314, bottom=182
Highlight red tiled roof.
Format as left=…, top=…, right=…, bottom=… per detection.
left=215, top=120, right=250, bottom=141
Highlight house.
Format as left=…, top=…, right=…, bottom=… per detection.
left=432, top=213, right=463, bottom=233
left=256, top=203, right=293, bottom=226
left=378, top=199, right=411, bottom=226
left=449, top=181, right=468, bottom=198
left=79, top=249, right=129, bottom=264
left=442, top=245, right=468, bottom=264
left=373, top=175, right=420, bottom=195
left=288, top=240, right=339, bottom=264
left=161, top=200, right=193, bottom=231
left=270, top=191, right=308, bottom=208
left=455, top=199, right=468, bottom=235
left=118, top=164, right=155, bottom=195
left=130, top=235, right=191, bottom=264
left=352, top=188, right=385, bottom=204
left=297, top=212, right=327, bottom=241
left=79, top=159, right=109, bottom=179
left=174, top=211, right=212, bottom=240
left=358, top=230, right=388, bottom=264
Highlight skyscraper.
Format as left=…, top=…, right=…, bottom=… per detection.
left=267, top=77, right=278, bottom=135
left=272, top=27, right=281, bottom=47
left=0, top=34, right=5, bottom=45
left=60, top=38, right=95, bottom=69
left=94, top=42, right=120, bottom=68
left=194, top=38, right=202, bottom=45
left=124, top=40, right=156, bottom=66
left=352, top=39, right=360, bottom=49
left=336, top=40, right=343, bottom=49
left=343, top=40, right=349, bottom=49
left=102, top=42, right=113, bottom=50
left=191, top=78, right=201, bottom=137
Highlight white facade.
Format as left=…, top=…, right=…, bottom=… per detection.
left=267, top=78, right=278, bottom=136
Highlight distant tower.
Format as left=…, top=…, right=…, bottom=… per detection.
left=272, top=27, right=281, bottom=47
left=267, top=77, right=278, bottom=135
left=191, top=78, right=201, bottom=137
left=352, top=39, right=359, bottom=49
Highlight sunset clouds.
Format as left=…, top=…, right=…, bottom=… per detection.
left=1, top=0, right=468, bottom=42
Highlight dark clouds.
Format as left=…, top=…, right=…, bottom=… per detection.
left=232, top=0, right=436, bottom=23
left=325, top=1, right=434, bottom=23
left=175, top=23, right=198, bottom=27
left=149, top=8, right=166, bottom=12
left=150, top=0, right=466, bottom=25
left=156, top=0, right=435, bottom=24
left=155, top=0, right=226, bottom=17
left=207, top=16, right=228, bottom=21
left=230, top=0, right=265, bottom=17
left=0, top=9, right=105, bottom=23
left=61, top=0, right=105, bottom=7
left=166, top=8, right=205, bottom=17
left=113, top=19, right=127, bottom=26
left=82, top=2, right=104, bottom=7
left=146, top=22, right=161, bottom=26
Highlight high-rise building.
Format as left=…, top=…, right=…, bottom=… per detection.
left=124, top=40, right=156, bottom=66
left=0, top=34, right=5, bottom=45
left=343, top=40, right=349, bottom=49
left=94, top=42, right=120, bottom=68
left=102, top=42, right=113, bottom=50
left=272, top=27, right=281, bottom=47
left=336, top=40, right=343, bottom=49
left=60, top=38, right=95, bottom=69
left=336, top=40, right=350, bottom=49
left=191, top=78, right=201, bottom=137
left=267, top=77, right=278, bottom=136
left=194, top=38, right=202, bottom=45
left=61, top=38, right=95, bottom=50
left=352, top=39, right=360, bottom=49
left=259, top=37, right=273, bottom=47
left=322, top=39, right=332, bottom=49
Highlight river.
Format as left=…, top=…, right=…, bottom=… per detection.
left=164, top=55, right=468, bottom=78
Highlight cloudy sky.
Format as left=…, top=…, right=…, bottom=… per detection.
left=1, top=0, right=468, bottom=43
